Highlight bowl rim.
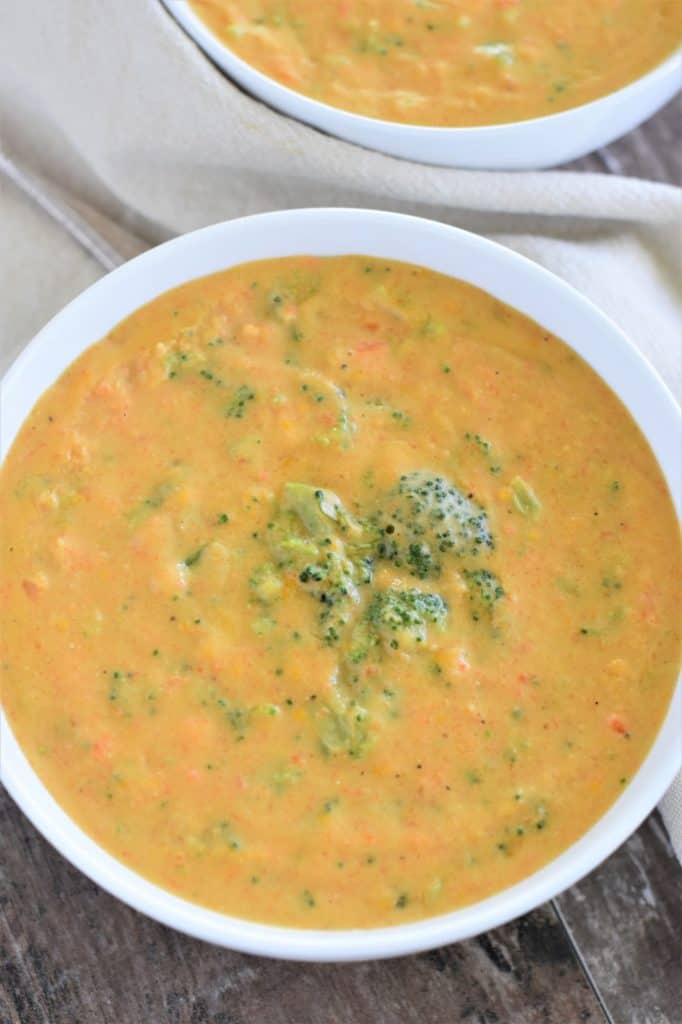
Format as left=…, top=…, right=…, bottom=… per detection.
left=1, top=207, right=680, bottom=962
left=160, top=0, right=682, bottom=139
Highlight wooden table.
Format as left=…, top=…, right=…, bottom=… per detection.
left=1, top=96, right=680, bottom=1024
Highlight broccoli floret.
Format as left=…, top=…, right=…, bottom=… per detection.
left=297, top=548, right=362, bottom=645
left=265, top=483, right=374, bottom=646
left=315, top=700, right=369, bottom=758
left=463, top=569, right=504, bottom=622
left=350, top=586, right=448, bottom=657
left=271, top=483, right=364, bottom=550
left=375, top=471, right=493, bottom=579
left=248, top=563, right=283, bottom=605
left=368, top=587, right=448, bottom=633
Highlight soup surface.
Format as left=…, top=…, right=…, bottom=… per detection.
left=1, top=256, right=679, bottom=929
left=188, top=0, right=681, bottom=126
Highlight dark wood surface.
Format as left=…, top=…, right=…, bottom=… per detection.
left=1, top=96, right=680, bottom=1024
left=565, top=94, right=680, bottom=183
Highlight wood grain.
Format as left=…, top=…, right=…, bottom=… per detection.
left=0, top=789, right=605, bottom=1024
left=566, top=94, right=681, bottom=184
left=556, top=814, right=682, bottom=1024
left=1, top=96, right=681, bottom=1024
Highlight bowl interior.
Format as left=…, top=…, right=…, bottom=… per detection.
left=1, top=209, right=680, bottom=960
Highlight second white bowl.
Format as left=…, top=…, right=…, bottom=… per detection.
left=161, top=0, right=681, bottom=170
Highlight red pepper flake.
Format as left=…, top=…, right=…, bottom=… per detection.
left=356, top=340, right=387, bottom=353
left=608, top=714, right=629, bottom=736
left=21, top=579, right=41, bottom=601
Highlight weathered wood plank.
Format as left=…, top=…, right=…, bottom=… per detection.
left=555, top=812, right=682, bottom=1024
left=565, top=94, right=681, bottom=184
left=0, top=788, right=605, bottom=1024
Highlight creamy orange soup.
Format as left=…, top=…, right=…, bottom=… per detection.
left=1, top=256, right=679, bottom=929
left=188, top=0, right=681, bottom=126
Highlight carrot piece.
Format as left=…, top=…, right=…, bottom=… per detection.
left=356, top=340, right=387, bottom=354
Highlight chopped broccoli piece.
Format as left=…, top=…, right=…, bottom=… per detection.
left=226, top=384, right=256, bottom=419
left=277, top=482, right=362, bottom=541
left=279, top=482, right=330, bottom=538
left=463, top=569, right=504, bottom=622
left=298, top=548, right=362, bottom=646
left=183, top=545, right=206, bottom=568
left=269, top=764, right=303, bottom=793
left=249, top=563, right=282, bottom=605
left=464, top=431, right=492, bottom=454
left=312, top=668, right=372, bottom=758
left=264, top=483, right=373, bottom=647
left=357, top=556, right=375, bottom=585
left=215, top=695, right=252, bottom=738
left=510, top=476, right=541, bottom=518
left=213, top=820, right=243, bottom=851
left=298, top=370, right=354, bottom=449
left=316, top=703, right=369, bottom=758
left=367, top=587, right=448, bottom=633
left=351, top=586, right=448, bottom=656
left=376, top=470, right=493, bottom=578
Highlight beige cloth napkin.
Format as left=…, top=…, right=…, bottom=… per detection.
left=0, top=0, right=680, bottom=858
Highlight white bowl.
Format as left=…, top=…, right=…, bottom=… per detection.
left=161, top=0, right=681, bottom=169
left=1, top=209, right=680, bottom=960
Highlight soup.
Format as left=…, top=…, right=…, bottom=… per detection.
left=187, top=0, right=681, bottom=126
left=1, top=256, right=679, bottom=929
